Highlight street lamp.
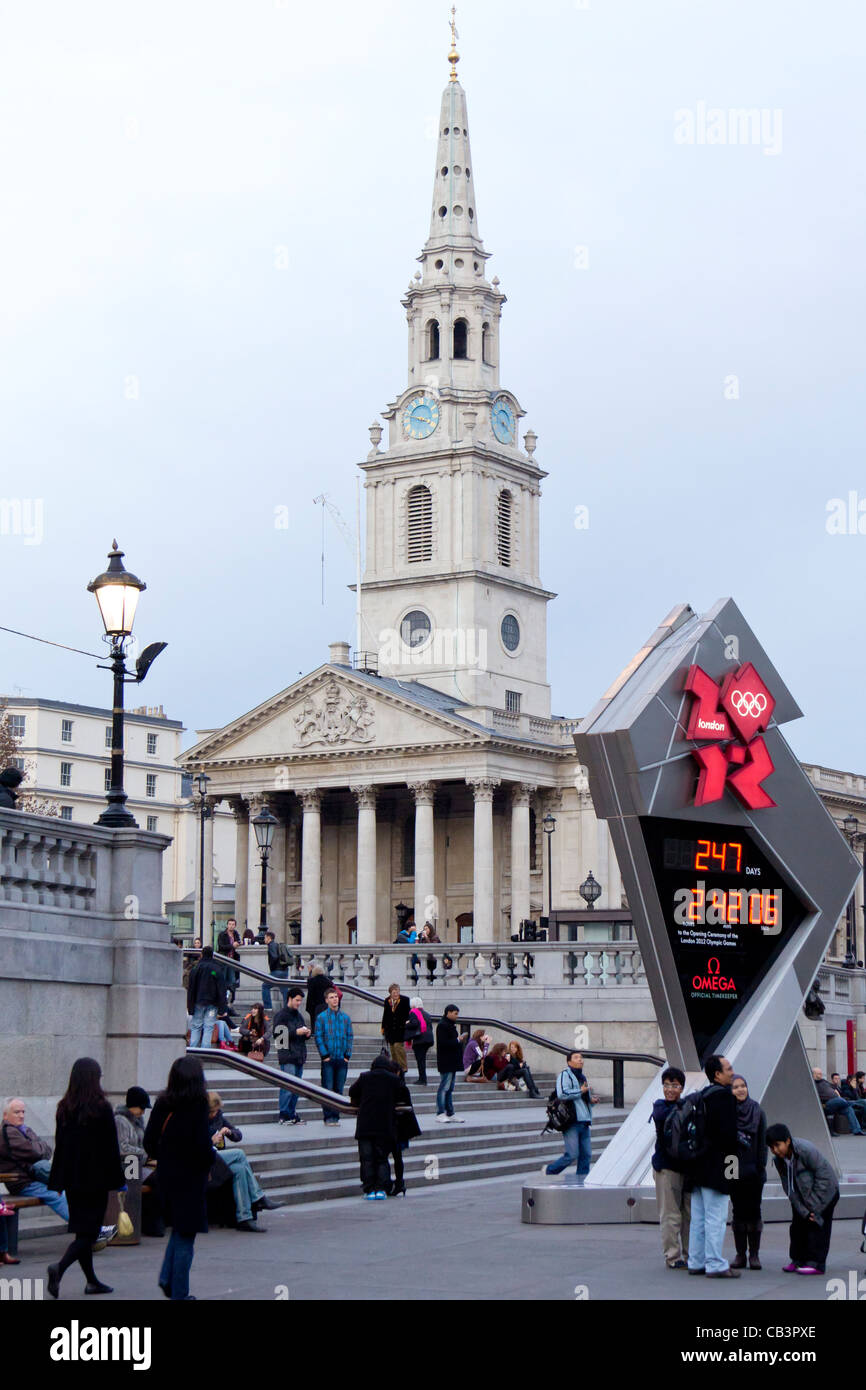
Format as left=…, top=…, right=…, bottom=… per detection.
left=842, top=815, right=860, bottom=968
left=253, top=805, right=278, bottom=943
left=542, top=812, right=556, bottom=924
left=579, top=870, right=602, bottom=910
left=87, top=541, right=165, bottom=828
left=194, top=771, right=212, bottom=946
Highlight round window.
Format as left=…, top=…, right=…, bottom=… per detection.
left=501, top=614, right=520, bottom=652
left=401, top=610, right=432, bottom=648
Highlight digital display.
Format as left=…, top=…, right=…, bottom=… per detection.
left=642, top=816, right=809, bottom=1060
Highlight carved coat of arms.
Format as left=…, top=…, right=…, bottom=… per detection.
left=293, top=680, right=375, bottom=747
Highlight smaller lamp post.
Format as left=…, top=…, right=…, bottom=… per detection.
left=194, top=771, right=211, bottom=946
left=579, top=870, right=602, bottom=910
left=542, top=812, right=556, bottom=923
left=88, top=542, right=146, bottom=828
left=253, top=805, right=278, bottom=943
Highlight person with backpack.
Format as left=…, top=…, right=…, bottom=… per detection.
left=544, top=1050, right=597, bottom=1185
left=262, top=930, right=292, bottom=1012
left=650, top=1066, right=692, bottom=1269
left=404, top=995, right=434, bottom=1085
left=686, top=1054, right=740, bottom=1279
left=766, top=1123, right=840, bottom=1275
left=186, top=945, right=228, bottom=1048
left=729, top=1074, right=767, bottom=1269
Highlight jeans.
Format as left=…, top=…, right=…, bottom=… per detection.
left=279, top=1061, right=304, bottom=1119
left=17, top=1159, right=69, bottom=1222
left=688, top=1186, right=730, bottom=1274
left=189, top=1004, right=217, bottom=1048
left=159, top=1230, right=196, bottom=1300
left=320, top=1059, right=348, bottom=1122
left=824, top=1097, right=864, bottom=1134
left=214, top=1019, right=232, bottom=1045
left=436, top=1072, right=457, bottom=1116
left=221, top=1148, right=264, bottom=1223
left=545, top=1122, right=592, bottom=1180
left=262, top=971, right=289, bottom=1011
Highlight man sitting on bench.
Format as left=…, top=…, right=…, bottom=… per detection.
left=0, top=1097, right=69, bottom=1220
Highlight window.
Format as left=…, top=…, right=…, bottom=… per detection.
left=407, top=485, right=433, bottom=563
left=529, top=807, right=538, bottom=871
left=453, top=317, right=468, bottom=359
left=400, top=610, right=432, bottom=649
left=104, top=767, right=111, bottom=791
left=180, top=771, right=193, bottom=798
left=60, top=806, right=73, bottom=821
left=402, top=815, right=415, bottom=877
left=60, top=762, right=72, bottom=787
left=426, top=319, right=440, bottom=360
left=501, top=614, right=520, bottom=652
left=147, top=815, right=158, bottom=832
left=147, top=732, right=158, bottom=756
left=104, top=725, right=112, bottom=749
left=61, top=719, right=73, bottom=743
left=482, top=322, right=491, bottom=364
left=146, top=774, right=157, bottom=799
left=8, top=714, right=25, bottom=740
left=497, top=490, right=512, bottom=566
left=10, top=756, right=25, bottom=772
left=506, top=690, right=521, bottom=715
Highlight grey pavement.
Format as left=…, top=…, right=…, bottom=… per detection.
left=15, top=1170, right=866, bottom=1303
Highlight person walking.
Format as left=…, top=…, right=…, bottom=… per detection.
left=650, top=1066, right=691, bottom=1269
left=767, top=1123, right=840, bottom=1275
left=186, top=945, right=228, bottom=1049
left=46, top=1057, right=124, bottom=1299
left=544, top=1050, right=596, bottom=1185
left=729, top=1074, right=767, bottom=1270
left=687, top=1054, right=740, bottom=1279
left=381, top=982, right=410, bottom=1076
left=348, top=1055, right=414, bottom=1199
left=314, top=987, right=354, bottom=1125
left=262, top=930, right=291, bottom=1012
left=435, top=1004, right=465, bottom=1124
left=273, top=987, right=311, bottom=1124
left=144, top=1056, right=214, bottom=1300
left=404, top=996, right=434, bottom=1085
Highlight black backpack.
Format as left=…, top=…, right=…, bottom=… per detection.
left=543, top=1087, right=576, bottom=1136
left=662, top=1089, right=709, bottom=1164
left=275, top=943, right=292, bottom=969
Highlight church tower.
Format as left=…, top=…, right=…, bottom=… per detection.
left=358, top=16, right=555, bottom=720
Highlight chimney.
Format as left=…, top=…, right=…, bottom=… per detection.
left=329, top=640, right=351, bottom=667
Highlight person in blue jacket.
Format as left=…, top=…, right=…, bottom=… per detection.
left=545, top=1050, right=597, bottom=1185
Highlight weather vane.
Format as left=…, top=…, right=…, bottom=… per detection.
left=448, top=6, right=460, bottom=82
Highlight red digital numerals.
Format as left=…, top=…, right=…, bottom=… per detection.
left=682, top=663, right=776, bottom=810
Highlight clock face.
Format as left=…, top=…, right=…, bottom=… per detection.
left=491, top=396, right=516, bottom=444
left=402, top=393, right=441, bottom=440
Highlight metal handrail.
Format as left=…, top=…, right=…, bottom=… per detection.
left=189, top=1047, right=366, bottom=1113
left=185, top=950, right=663, bottom=1108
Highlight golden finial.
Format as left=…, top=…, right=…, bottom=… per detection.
left=448, top=6, right=460, bottom=82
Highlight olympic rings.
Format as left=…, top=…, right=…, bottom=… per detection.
left=730, top=689, right=767, bottom=718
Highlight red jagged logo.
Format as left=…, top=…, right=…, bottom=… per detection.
left=683, top=662, right=776, bottom=809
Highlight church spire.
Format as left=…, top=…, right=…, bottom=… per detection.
left=448, top=6, right=460, bottom=82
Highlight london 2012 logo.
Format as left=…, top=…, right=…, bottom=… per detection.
left=682, top=662, right=776, bottom=809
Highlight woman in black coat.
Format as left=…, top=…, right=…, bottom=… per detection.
left=144, top=1055, right=214, bottom=1301
left=47, top=1057, right=124, bottom=1299
left=729, top=1074, right=768, bottom=1270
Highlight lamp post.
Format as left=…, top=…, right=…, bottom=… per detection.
left=579, top=870, right=602, bottom=910
left=194, top=771, right=211, bottom=946
left=87, top=540, right=165, bottom=828
left=542, top=812, right=556, bottom=924
left=842, top=815, right=860, bottom=968
left=253, top=805, right=278, bottom=944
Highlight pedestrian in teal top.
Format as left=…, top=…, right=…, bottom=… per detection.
left=545, top=1050, right=597, bottom=1185
left=314, top=988, right=354, bottom=1125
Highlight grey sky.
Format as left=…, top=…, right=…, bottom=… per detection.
left=1, top=0, right=864, bottom=768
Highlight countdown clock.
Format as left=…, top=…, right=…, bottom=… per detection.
left=402, top=392, right=440, bottom=440
left=640, top=816, right=809, bottom=1059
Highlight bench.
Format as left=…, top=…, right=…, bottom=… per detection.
left=0, top=1185, right=45, bottom=1257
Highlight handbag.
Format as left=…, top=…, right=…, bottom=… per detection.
left=116, top=1190, right=134, bottom=1239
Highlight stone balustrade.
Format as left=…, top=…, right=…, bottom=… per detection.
left=0, top=821, right=98, bottom=912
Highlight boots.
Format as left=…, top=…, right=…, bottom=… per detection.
left=730, top=1220, right=748, bottom=1269
left=747, top=1221, right=762, bottom=1270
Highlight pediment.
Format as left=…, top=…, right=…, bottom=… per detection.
left=182, top=666, right=487, bottom=766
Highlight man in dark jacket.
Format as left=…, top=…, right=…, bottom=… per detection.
left=381, top=983, right=411, bottom=1075
left=273, top=988, right=311, bottom=1125
left=686, top=1054, right=740, bottom=1279
left=305, top=966, right=335, bottom=1032
left=814, top=1068, right=864, bottom=1134
left=0, top=1098, right=68, bottom=1220
left=435, top=1005, right=465, bottom=1124
left=262, top=930, right=291, bottom=1012
left=767, top=1124, right=840, bottom=1274
left=650, top=1066, right=691, bottom=1269
left=187, top=945, right=228, bottom=1048
left=348, top=1055, right=413, bottom=1198
left=0, top=767, right=24, bottom=808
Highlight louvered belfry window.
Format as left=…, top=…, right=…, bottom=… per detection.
left=497, top=490, right=512, bottom=566
left=407, top=484, right=433, bottom=562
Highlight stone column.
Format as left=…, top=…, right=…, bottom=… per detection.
left=269, top=809, right=288, bottom=936
left=203, top=797, right=217, bottom=944
left=510, top=783, right=535, bottom=937
left=353, top=785, right=378, bottom=945
left=467, top=777, right=499, bottom=940
left=409, top=781, right=436, bottom=929
left=231, top=799, right=250, bottom=934
left=299, top=788, right=322, bottom=945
